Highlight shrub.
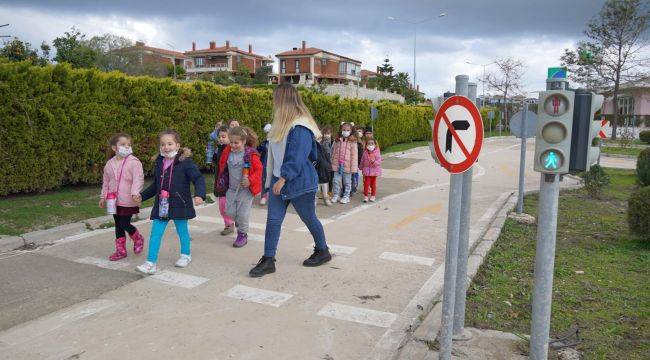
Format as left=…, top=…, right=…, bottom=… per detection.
left=580, top=164, right=610, bottom=198
left=637, top=148, right=650, bottom=187
left=0, top=62, right=433, bottom=195
left=639, top=130, right=650, bottom=144
left=628, top=186, right=650, bottom=240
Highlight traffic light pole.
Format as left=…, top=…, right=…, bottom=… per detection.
left=516, top=103, right=528, bottom=214
left=530, top=173, right=560, bottom=359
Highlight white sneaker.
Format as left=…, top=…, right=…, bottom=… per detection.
left=340, top=197, right=350, bottom=204
left=175, top=254, right=192, bottom=268
left=331, top=196, right=340, bottom=203
left=370, top=196, right=376, bottom=202
left=324, top=198, right=333, bottom=206
left=363, top=196, right=369, bottom=203
left=136, top=261, right=157, bottom=275
left=260, top=197, right=267, bottom=206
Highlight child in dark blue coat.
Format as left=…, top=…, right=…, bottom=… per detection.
left=135, top=129, right=206, bottom=274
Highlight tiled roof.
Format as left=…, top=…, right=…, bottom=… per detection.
left=117, top=45, right=188, bottom=59
left=276, top=47, right=361, bottom=64
left=360, top=69, right=378, bottom=77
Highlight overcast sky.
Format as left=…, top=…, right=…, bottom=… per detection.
left=1, top=0, right=608, bottom=97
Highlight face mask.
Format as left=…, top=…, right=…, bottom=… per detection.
left=117, top=146, right=132, bottom=157
left=341, top=131, right=351, bottom=138
left=161, top=150, right=178, bottom=159
left=324, top=134, right=331, bottom=139
left=367, top=145, right=376, bottom=152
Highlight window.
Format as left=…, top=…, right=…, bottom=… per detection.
left=321, top=58, right=327, bottom=66
left=195, top=57, right=204, bottom=67
left=339, top=61, right=346, bottom=75
left=295, top=60, right=300, bottom=73
left=281, top=60, right=286, bottom=74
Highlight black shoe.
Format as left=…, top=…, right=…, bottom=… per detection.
left=249, top=256, right=276, bottom=278
left=302, top=247, right=332, bottom=267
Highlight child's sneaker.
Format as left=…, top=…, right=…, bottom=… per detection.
left=331, top=195, right=340, bottom=203
left=260, top=197, right=267, bottom=206
left=233, top=232, right=248, bottom=248
left=363, top=196, right=369, bottom=203
left=340, top=197, right=350, bottom=204
left=370, top=196, right=376, bottom=202
left=324, top=198, right=333, bottom=206
left=136, top=261, right=157, bottom=275
left=174, top=254, right=191, bottom=268
left=220, top=225, right=234, bottom=236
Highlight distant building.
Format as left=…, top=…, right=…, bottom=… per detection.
left=275, top=41, right=361, bottom=85
left=360, top=69, right=378, bottom=86
left=601, top=80, right=650, bottom=124
left=115, top=41, right=188, bottom=69
left=184, top=40, right=273, bottom=78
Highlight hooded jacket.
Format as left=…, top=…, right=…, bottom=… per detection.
left=141, top=148, right=206, bottom=220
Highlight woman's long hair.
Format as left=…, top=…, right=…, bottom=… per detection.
left=268, top=83, right=321, bottom=142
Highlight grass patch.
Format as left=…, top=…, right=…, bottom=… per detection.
left=602, top=146, right=643, bottom=157
left=0, top=173, right=215, bottom=236
left=382, top=141, right=429, bottom=154
left=465, top=168, right=649, bottom=359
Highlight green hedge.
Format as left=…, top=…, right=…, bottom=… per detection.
left=0, top=62, right=433, bottom=195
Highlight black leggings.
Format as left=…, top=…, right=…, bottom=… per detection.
left=113, top=215, right=136, bottom=239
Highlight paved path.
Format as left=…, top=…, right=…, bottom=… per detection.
left=0, top=138, right=579, bottom=360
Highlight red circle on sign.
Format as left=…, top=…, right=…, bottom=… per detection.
left=432, top=95, right=484, bottom=173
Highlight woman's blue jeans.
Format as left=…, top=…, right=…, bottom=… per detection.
left=264, top=177, right=328, bottom=257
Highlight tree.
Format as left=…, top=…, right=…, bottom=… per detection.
left=561, top=0, right=649, bottom=139
left=376, top=58, right=395, bottom=91
left=254, top=65, right=272, bottom=84
left=485, top=57, right=526, bottom=128
left=52, top=27, right=97, bottom=68
left=0, top=37, right=49, bottom=65
left=84, top=33, right=134, bottom=72
left=167, top=64, right=186, bottom=78
left=233, top=64, right=253, bottom=85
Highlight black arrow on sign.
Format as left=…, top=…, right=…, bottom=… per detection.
left=446, top=120, right=470, bottom=152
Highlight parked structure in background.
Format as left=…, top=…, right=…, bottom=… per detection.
left=184, top=40, right=273, bottom=78
left=274, top=41, right=361, bottom=85
left=360, top=69, right=378, bottom=86
left=114, top=41, right=188, bottom=69
left=601, top=80, right=649, bottom=126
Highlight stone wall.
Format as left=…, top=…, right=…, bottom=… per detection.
left=321, top=84, right=405, bottom=103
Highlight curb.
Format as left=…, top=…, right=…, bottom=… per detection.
left=601, top=153, right=638, bottom=159
left=21, top=222, right=89, bottom=248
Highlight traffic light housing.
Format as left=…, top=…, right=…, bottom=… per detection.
left=569, top=90, right=604, bottom=172
left=534, top=90, right=575, bottom=173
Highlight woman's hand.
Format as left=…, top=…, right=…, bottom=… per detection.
left=241, top=177, right=250, bottom=188
left=193, top=196, right=204, bottom=206
left=98, top=198, right=105, bottom=208
left=273, top=177, right=286, bottom=195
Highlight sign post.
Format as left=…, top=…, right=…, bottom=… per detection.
left=432, top=75, right=483, bottom=360
left=510, top=104, right=538, bottom=213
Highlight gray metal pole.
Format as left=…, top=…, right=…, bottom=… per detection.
left=439, top=173, right=463, bottom=360
left=413, top=26, right=417, bottom=90
left=453, top=80, right=475, bottom=337
left=516, top=103, right=528, bottom=214
left=530, top=173, right=560, bottom=359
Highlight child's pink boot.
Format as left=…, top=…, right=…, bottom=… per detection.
left=131, top=230, right=145, bottom=254
left=109, top=237, right=127, bottom=261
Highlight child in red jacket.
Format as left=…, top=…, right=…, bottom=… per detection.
left=216, top=126, right=263, bottom=248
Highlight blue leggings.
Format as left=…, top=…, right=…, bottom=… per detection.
left=147, top=219, right=191, bottom=263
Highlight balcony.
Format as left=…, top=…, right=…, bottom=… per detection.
left=186, top=63, right=230, bottom=73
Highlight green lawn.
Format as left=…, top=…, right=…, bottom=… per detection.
left=0, top=173, right=215, bottom=236
left=382, top=141, right=429, bottom=154
left=465, top=168, right=649, bottom=359
left=602, top=146, right=644, bottom=157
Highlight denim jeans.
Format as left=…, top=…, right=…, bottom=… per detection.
left=264, top=177, right=327, bottom=257
left=332, top=172, right=352, bottom=199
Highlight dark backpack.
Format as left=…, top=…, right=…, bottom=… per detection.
left=314, top=141, right=332, bottom=184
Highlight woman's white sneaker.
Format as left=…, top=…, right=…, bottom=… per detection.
left=175, top=254, right=192, bottom=268
left=136, top=261, right=157, bottom=275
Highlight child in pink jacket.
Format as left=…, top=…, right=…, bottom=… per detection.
left=331, top=122, right=358, bottom=204
left=360, top=138, right=382, bottom=202
left=100, top=133, right=145, bottom=261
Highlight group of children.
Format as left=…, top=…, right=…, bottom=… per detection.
left=99, top=119, right=383, bottom=273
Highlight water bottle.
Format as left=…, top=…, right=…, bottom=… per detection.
left=159, top=190, right=170, bottom=219
left=106, top=192, right=117, bottom=215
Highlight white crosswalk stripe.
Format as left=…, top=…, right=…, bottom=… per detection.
left=317, top=302, right=397, bottom=328
left=379, top=252, right=435, bottom=267
left=306, top=244, right=356, bottom=255
left=147, top=270, right=209, bottom=289
left=75, top=256, right=130, bottom=270
left=222, top=284, right=293, bottom=307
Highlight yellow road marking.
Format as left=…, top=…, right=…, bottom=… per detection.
left=391, top=203, right=442, bottom=229
left=499, top=164, right=517, bottom=177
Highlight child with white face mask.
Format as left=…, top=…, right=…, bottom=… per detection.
left=330, top=122, right=358, bottom=204
left=359, top=138, right=382, bottom=202
left=100, top=133, right=145, bottom=261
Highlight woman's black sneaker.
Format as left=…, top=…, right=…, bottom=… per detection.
left=302, top=247, right=332, bottom=267
left=249, top=256, right=276, bottom=277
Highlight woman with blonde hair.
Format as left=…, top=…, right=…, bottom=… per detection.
left=249, top=83, right=331, bottom=277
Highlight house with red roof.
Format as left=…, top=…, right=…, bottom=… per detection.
left=115, top=41, right=188, bottom=69
left=184, top=40, right=273, bottom=77
left=275, top=41, right=361, bottom=85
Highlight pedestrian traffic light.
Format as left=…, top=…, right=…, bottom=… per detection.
left=569, top=90, right=604, bottom=171
left=534, top=90, right=575, bottom=173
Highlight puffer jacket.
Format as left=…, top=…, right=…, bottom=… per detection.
left=331, top=139, right=358, bottom=174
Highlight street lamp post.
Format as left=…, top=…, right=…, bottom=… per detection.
left=387, top=12, right=446, bottom=92
left=465, top=60, right=494, bottom=107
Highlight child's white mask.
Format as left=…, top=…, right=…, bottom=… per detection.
left=118, top=146, right=133, bottom=157
left=341, top=131, right=351, bottom=138
left=367, top=145, right=376, bottom=152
